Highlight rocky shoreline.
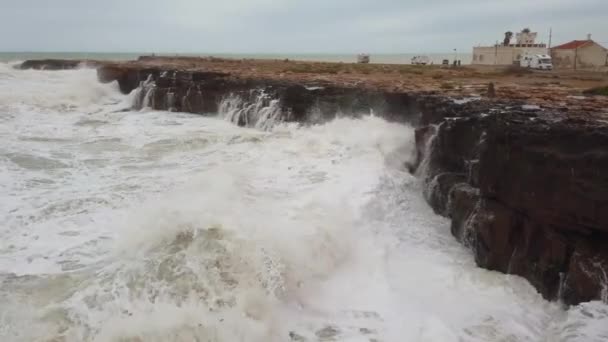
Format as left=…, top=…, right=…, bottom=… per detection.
left=97, top=62, right=427, bottom=124
left=19, top=57, right=608, bottom=305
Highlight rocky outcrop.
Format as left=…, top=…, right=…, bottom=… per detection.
left=417, top=108, right=608, bottom=305
left=97, top=64, right=514, bottom=129
left=96, top=64, right=440, bottom=126
left=18, top=59, right=103, bottom=70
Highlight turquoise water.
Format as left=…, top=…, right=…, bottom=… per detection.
left=0, top=52, right=472, bottom=65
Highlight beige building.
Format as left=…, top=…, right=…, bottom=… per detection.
left=472, top=29, right=548, bottom=65
left=551, top=37, right=608, bottom=70
left=472, top=46, right=548, bottom=65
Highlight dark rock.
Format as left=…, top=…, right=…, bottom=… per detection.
left=468, top=159, right=480, bottom=187
left=563, top=238, right=608, bottom=304
left=478, top=116, right=608, bottom=236
left=469, top=199, right=521, bottom=273
left=487, top=82, right=496, bottom=98
left=425, top=172, right=467, bottom=216
left=19, top=59, right=101, bottom=70
left=417, top=109, right=608, bottom=305
left=506, top=219, right=571, bottom=299
left=423, top=115, right=488, bottom=183
left=96, top=65, right=443, bottom=126
left=448, top=183, right=480, bottom=243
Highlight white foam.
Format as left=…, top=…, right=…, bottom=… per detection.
left=1, top=64, right=607, bottom=341
left=219, top=92, right=282, bottom=130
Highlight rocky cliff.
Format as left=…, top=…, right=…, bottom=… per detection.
left=417, top=107, right=608, bottom=305
left=97, top=63, right=440, bottom=126
left=18, top=59, right=103, bottom=70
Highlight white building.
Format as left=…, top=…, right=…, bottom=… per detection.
left=472, top=29, right=549, bottom=66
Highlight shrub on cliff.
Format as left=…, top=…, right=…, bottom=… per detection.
left=583, top=86, right=608, bottom=96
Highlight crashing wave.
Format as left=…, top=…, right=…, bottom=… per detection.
left=219, top=91, right=283, bottom=130
left=132, top=74, right=156, bottom=110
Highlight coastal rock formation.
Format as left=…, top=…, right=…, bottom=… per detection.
left=96, top=64, right=432, bottom=126
left=18, top=59, right=102, bottom=70
left=17, top=57, right=608, bottom=306
left=418, top=108, right=608, bottom=305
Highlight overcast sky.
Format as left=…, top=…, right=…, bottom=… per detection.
left=1, top=0, right=606, bottom=53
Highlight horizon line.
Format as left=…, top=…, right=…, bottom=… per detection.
left=0, top=50, right=469, bottom=55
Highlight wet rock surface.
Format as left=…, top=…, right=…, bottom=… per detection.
left=18, top=59, right=102, bottom=70
left=417, top=106, right=608, bottom=305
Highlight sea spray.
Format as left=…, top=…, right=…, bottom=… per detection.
left=219, top=91, right=283, bottom=130
left=1, top=63, right=608, bottom=341
left=132, top=74, right=156, bottom=110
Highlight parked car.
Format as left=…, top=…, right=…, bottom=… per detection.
left=411, top=55, right=430, bottom=65
left=357, top=54, right=370, bottom=64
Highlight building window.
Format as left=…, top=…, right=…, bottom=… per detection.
left=479, top=55, right=484, bottom=62
left=473, top=54, right=477, bottom=61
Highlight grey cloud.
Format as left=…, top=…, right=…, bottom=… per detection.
left=0, top=0, right=606, bottom=53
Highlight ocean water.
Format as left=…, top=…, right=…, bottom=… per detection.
left=0, top=52, right=473, bottom=65
left=0, top=62, right=606, bottom=342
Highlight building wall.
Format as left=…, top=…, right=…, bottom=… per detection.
left=578, top=44, right=608, bottom=68
left=551, top=49, right=576, bottom=68
left=551, top=43, right=608, bottom=69
left=472, top=46, right=548, bottom=65
left=516, top=32, right=537, bottom=45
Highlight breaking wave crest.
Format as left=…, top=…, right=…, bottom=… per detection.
left=0, top=63, right=125, bottom=114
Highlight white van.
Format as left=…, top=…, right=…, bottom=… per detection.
left=357, top=54, right=370, bottom=64
left=520, top=53, right=553, bottom=70
left=411, top=56, right=430, bottom=65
